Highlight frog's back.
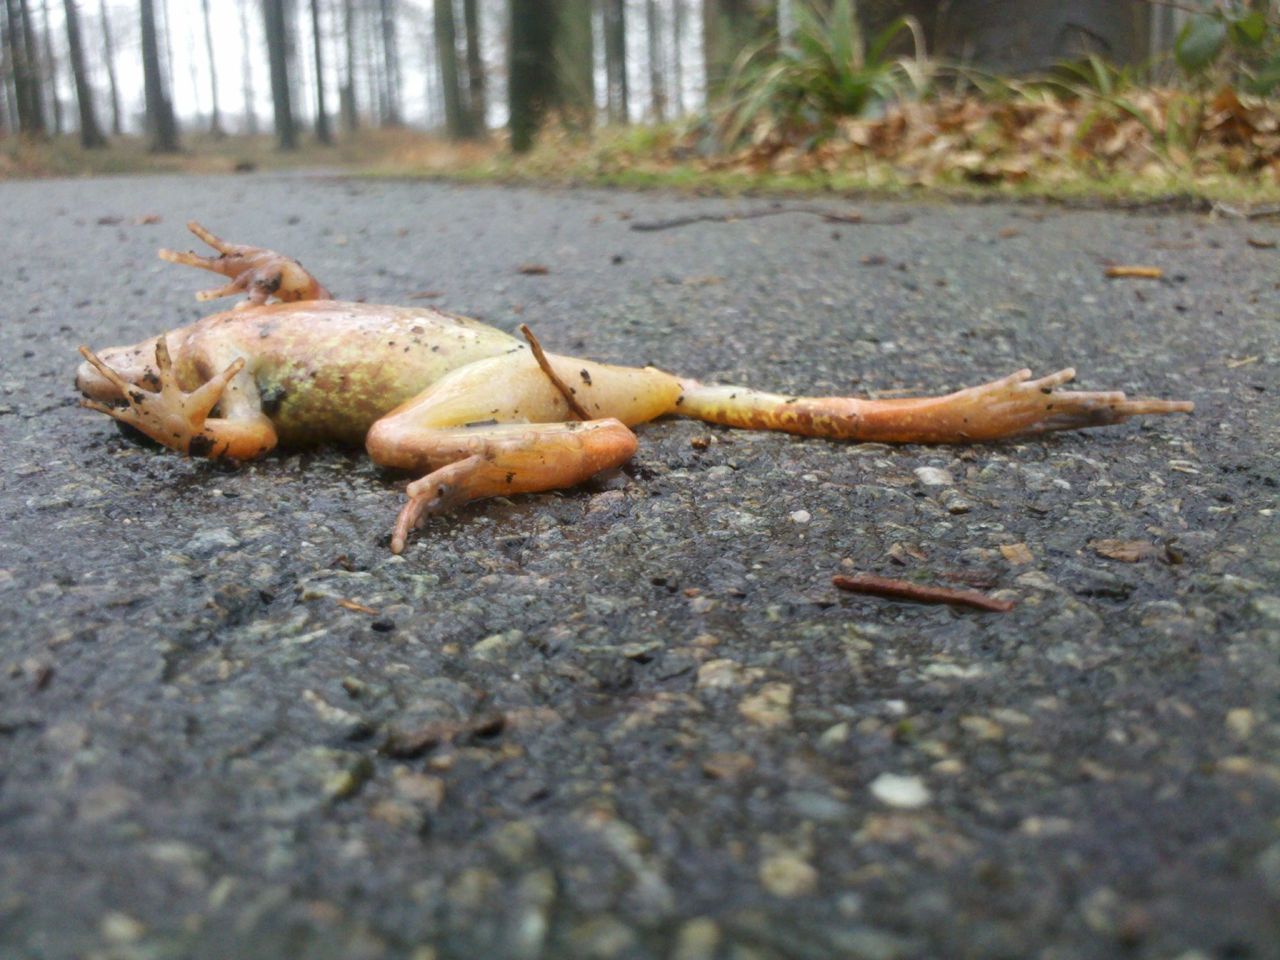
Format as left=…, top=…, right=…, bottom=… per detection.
left=195, top=301, right=523, bottom=445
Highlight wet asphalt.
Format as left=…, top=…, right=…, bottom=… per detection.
left=0, top=173, right=1278, bottom=960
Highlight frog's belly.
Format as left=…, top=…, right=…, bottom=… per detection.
left=256, top=347, right=519, bottom=447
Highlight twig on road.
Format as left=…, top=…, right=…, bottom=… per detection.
left=630, top=206, right=911, bottom=232
left=833, top=573, right=1016, bottom=613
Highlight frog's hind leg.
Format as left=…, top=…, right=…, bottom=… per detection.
left=672, top=368, right=1192, bottom=443
left=365, top=348, right=682, bottom=553
left=159, top=220, right=332, bottom=307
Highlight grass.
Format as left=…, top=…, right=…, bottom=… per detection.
left=7, top=118, right=1280, bottom=210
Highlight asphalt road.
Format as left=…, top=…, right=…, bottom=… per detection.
left=1, top=174, right=1277, bottom=960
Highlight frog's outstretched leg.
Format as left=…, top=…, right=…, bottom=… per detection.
left=159, top=220, right=332, bottom=307
left=77, top=339, right=278, bottom=460
left=366, top=347, right=682, bottom=552
left=671, top=367, right=1192, bottom=443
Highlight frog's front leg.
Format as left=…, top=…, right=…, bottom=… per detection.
left=78, top=339, right=278, bottom=460
left=158, top=221, right=332, bottom=307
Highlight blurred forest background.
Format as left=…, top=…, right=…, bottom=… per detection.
left=3, top=1, right=1280, bottom=197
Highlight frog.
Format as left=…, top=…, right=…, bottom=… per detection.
left=75, top=222, right=1194, bottom=553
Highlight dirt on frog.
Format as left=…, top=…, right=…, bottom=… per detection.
left=0, top=174, right=1277, bottom=960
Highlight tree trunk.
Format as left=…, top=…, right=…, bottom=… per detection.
left=198, top=0, right=222, bottom=135
left=508, top=0, right=556, bottom=152
left=339, top=0, right=356, bottom=132
left=158, top=0, right=175, bottom=97
left=263, top=0, right=297, bottom=148
left=310, top=0, right=331, bottom=142
left=461, top=0, right=484, bottom=134
left=5, top=0, right=45, bottom=134
left=703, top=0, right=776, bottom=101
left=555, top=0, right=593, bottom=127
left=139, top=0, right=177, bottom=150
left=38, top=0, right=60, bottom=134
left=671, top=0, right=684, bottom=116
left=61, top=0, right=103, bottom=146
left=98, top=0, right=120, bottom=134
left=433, top=0, right=466, bottom=138
left=602, top=0, right=627, bottom=124
left=378, top=0, right=400, bottom=125
left=237, top=0, right=257, bottom=133
left=644, top=0, right=664, bottom=122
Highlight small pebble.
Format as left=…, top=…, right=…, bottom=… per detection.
left=869, top=772, right=931, bottom=809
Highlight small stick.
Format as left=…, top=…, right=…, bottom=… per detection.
left=630, top=207, right=911, bottom=232
left=1104, top=265, right=1163, bottom=279
left=833, top=573, right=1015, bottom=613
left=519, top=323, right=592, bottom=421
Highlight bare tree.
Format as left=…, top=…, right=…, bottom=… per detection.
left=602, top=0, right=626, bottom=123
left=62, top=0, right=104, bottom=146
left=645, top=0, right=665, bottom=122
left=197, top=0, right=223, bottom=135
left=139, top=0, right=178, bottom=150
left=461, top=0, right=483, bottom=133
left=310, top=0, right=331, bottom=142
left=263, top=0, right=296, bottom=148
left=4, top=0, right=45, bottom=135
left=433, top=0, right=466, bottom=138
left=671, top=0, right=685, bottom=116
left=38, top=0, right=61, bottom=133
left=238, top=0, right=257, bottom=133
left=378, top=0, right=400, bottom=125
left=98, top=0, right=120, bottom=134
left=508, top=0, right=555, bottom=151
left=339, top=0, right=356, bottom=132
left=555, top=0, right=592, bottom=126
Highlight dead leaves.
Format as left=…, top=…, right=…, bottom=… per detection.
left=1105, top=265, right=1165, bottom=279
left=693, top=86, right=1280, bottom=187
left=1089, top=539, right=1181, bottom=564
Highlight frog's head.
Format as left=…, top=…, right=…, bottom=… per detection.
left=75, top=335, right=169, bottom=401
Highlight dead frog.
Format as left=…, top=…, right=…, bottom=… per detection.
left=76, top=222, right=1193, bottom=553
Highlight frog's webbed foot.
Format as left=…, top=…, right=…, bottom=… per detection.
left=78, top=340, right=246, bottom=457
left=390, top=456, right=482, bottom=554
left=158, top=220, right=332, bottom=307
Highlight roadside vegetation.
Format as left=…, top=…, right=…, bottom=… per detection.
left=5, top=0, right=1280, bottom=207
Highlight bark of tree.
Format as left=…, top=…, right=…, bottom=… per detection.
left=703, top=0, right=776, bottom=101
left=508, top=0, right=556, bottom=152
left=644, top=0, right=664, bottom=122
left=378, top=0, right=400, bottom=125
left=61, top=0, right=104, bottom=146
left=38, top=0, right=60, bottom=134
left=671, top=0, right=684, bottom=116
left=555, top=0, right=593, bottom=127
left=263, top=0, right=297, bottom=148
left=197, top=0, right=222, bottom=135
left=139, top=0, right=178, bottom=150
left=237, top=0, right=257, bottom=134
left=433, top=0, right=467, bottom=138
left=339, top=0, right=356, bottom=132
left=461, top=0, right=484, bottom=134
left=602, top=0, right=627, bottom=124
left=98, top=0, right=120, bottom=134
left=309, top=0, right=331, bottom=142
left=4, top=0, right=45, bottom=134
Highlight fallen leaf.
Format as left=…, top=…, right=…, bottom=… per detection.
left=337, top=598, right=378, bottom=615
left=517, top=263, right=550, bottom=275
left=133, top=214, right=162, bottom=225
left=1246, top=236, right=1276, bottom=249
left=1226, top=354, right=1260, bottom=368
left=1000, top=543, right=1035, bottom=566
left=1089, top=539, right=1163, bottom=563
left=408, top=290, right=443, bottom=300
left=1104, top=265, right=1164, bottom=279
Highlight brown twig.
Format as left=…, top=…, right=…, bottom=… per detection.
left=630, top=206, right=911, bottom=232
left=518, top=323, right=592, bottom=421
left=833, top=573, right=1016, bottom=613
